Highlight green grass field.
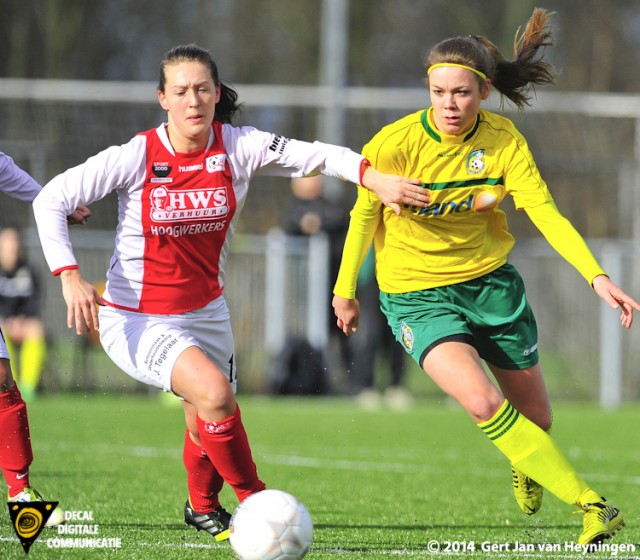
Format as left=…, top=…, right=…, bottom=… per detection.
left=1, top=394, right=639, bottom=559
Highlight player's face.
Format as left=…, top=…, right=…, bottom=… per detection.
left=158, top=61, right=220, bottom=152
left=428, top=66, right=490, bottom=136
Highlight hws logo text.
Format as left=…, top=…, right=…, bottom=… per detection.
left=149, top=186, right=229, bottom=222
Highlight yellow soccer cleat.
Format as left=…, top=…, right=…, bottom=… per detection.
left=577, top=498, right=624, bottom=546
left=8, top=487, right=65, bottom=527
left=511, top=466, right=543, bottom=515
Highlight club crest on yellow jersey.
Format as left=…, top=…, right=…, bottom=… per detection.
left=466, top=149, right=486, bottom=174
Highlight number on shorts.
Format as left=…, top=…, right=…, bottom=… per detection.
left=228, top=354, right=235, bottom=384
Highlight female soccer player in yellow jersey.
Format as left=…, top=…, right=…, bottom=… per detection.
left=333, top=8, right=639, bottom=548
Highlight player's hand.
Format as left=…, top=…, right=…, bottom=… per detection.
left=60, top=269, right=106, bottom=335
left=360, top=166, right=430, bottom=216
left=332, top=295, right=360, bottom=336
left=67, top=205, right=92, bottom=225
left=592, top=274, right=640, bottom=329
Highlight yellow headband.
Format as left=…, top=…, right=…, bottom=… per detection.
left=427, top=63, right=487, bottom=80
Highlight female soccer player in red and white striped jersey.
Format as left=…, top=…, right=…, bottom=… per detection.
left=33, top=44, right=430, bottom=542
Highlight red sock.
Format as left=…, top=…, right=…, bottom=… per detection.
left=196, top=405, right=265, bottom=502
left=183, top=429, right=224, bottom=512
left=0, top=385, right=33, bottom=497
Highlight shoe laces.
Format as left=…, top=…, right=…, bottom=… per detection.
left=211, top=506, right=231, bottom=525
left=576, top=501, right=618, bottom=528
left=512, top=468, right=539, bottom=498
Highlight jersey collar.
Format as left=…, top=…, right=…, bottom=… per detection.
left=156, top=123, right=216, bottom=155
left=421, top=107, right=480, bottom=145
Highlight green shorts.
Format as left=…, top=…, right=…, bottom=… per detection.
left=380, top=263, right=539, bottom=370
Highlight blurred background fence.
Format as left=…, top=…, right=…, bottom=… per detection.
left=13, top=224, right=640, bottom=407
left=3, top=0, right=640, bottom=404
left=1, top=82, right=640, bottom=406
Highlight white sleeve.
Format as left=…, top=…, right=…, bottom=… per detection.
left=33, top=136, right=146, bottom=275
left=0, top=152, right=42, bottom=202
left=223, top=125, right=365, bottom=184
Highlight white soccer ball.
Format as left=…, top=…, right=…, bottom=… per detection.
left=229, top=489, right=313, bottom=560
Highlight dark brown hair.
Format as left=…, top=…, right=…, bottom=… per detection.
left=158, top=44, right=241, bottom=123
left=425, top=8, right=556, bottom=109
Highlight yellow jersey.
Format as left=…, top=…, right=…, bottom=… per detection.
left=334, top=107, right=605, bottom=298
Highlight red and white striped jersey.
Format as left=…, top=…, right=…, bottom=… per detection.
left=34, top=122, right=364, bottom=314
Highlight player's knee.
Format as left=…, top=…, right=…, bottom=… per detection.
left=465, top=394, right=504, bottom=423
left=533, top=406, right=553, bottom=432
left=196, top=381, right=236, bottom=418
left=186, top=427, right=201, bottom=446
left=517, top=400, right=552, bottom=431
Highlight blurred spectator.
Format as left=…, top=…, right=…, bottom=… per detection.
left=0, top=227, right=46, bottom=402
left=279, top=176, right=351, bottom=392
left=282, top=175, right=350, bottom=282
left=348, top=247, right=412, bottom=410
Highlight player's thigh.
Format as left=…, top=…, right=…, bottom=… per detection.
left=489, top=362, right=552, bottom=430
left=423, top=341, right=503, bottom=422
left=99, top=298, right=237, bottom=395
left=381, top=289, right=473, bottom=369
left=98, top=306, right=198, bottom=392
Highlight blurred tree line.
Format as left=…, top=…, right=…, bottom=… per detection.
left=1, top=0, right=639, bottom=237
left=3, top=0, right=640, bottom=91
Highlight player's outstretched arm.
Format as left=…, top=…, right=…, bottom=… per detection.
left=332, top=295, right=360, bottom=336
left=592, top=274, right=640, bottom=329
left=60, top=269, right=105, bottom=335
left=360, top=167, right=429, bottom=216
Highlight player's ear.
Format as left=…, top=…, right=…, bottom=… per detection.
left=481, top=79, right=491, bottom=100
left=158, top=90, right=169, bottom=111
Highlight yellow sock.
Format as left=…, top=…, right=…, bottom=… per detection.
left=478, top=400, right=599, bottom=506
left=18, top=337, right=46, bottom=393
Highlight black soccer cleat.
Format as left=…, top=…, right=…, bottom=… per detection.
left=184, top=499, right=231, bottom=542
